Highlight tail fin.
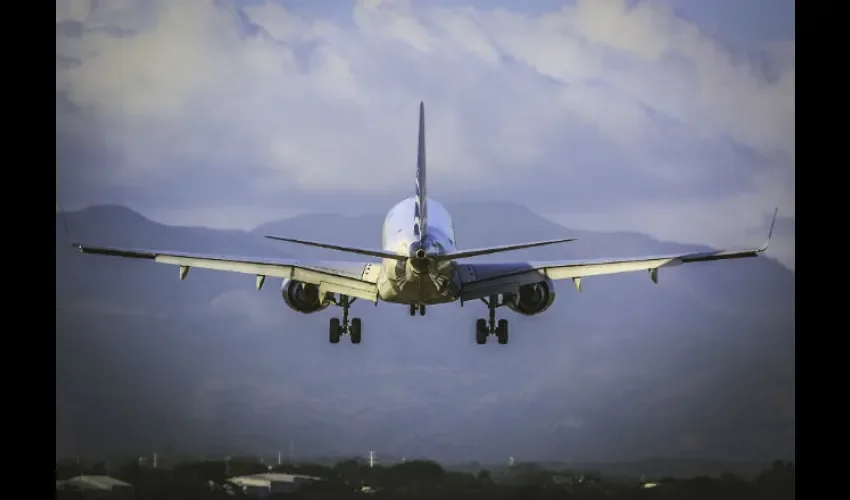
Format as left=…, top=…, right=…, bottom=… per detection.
left=414, top=101, right=427, bottom=243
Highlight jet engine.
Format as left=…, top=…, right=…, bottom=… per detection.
left=281, top=279, right=331, bottom=314
left=505, top=279, right=556, bottom=316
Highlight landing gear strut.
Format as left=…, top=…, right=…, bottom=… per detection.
left=475, top=294, right=509, bottom=345
left=329, top=295, right=362, bottom=344
left=409, top=304, right=426, bottom=316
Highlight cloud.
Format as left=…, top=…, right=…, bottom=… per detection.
left=56, top=0, right=794, bottom=267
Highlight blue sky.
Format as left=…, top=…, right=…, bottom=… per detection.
left=56, top=0, right=795, bottom=270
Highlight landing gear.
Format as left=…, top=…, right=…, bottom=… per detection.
left=329, top=318, right=341, bottom=344
left=350, top=318, right=362, bottom=344
left=496, top=319, right=509, bottom=345
left=409, top=303, right=426, bottom=316
left=475, top=295, right=510, bottom=345
left=475, top=319, right=488, bottom=345
left=329, top=295, right=362, bottom=344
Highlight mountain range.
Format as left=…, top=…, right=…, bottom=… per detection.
left=55, top=202, right=794, bottom=466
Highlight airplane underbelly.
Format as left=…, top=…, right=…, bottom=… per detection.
left=377, top=261, right=459, bottom=305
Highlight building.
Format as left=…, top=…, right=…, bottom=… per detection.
left=56, top=475, right=133, bottom=499
left=227, top=472, right=320, bottom=497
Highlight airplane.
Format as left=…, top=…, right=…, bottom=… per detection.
left=72, top=101, right=778, bottom=346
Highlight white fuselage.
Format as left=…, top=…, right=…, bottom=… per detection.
left=376, top=197, right=460, bottom=304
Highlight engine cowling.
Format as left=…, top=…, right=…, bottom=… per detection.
left=281, top=279, right=331, bottom=314
left=505, top=279, right=556, bottom=316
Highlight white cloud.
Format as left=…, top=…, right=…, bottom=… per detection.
left=56, top=0, right=794, bottom=268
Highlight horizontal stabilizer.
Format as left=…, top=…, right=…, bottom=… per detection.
left=265, top=235, right=407, bottom=261
left=434, top=237, right=577, bottom=261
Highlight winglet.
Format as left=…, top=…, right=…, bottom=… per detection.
left=56, top=197, right=75, bottom=247
left=758, top=207, right=779, bottom=252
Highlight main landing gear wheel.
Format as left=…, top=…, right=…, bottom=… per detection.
left=496, top=319, right=509, bottom=345
left=350, top=318, right=362, bottom=344
left=475, top=294, right=510, bottom=345
left=329, top=318, right=341, bottom=344
left=475, top=319, right=488, bottom=345
left=409, top=304, right=427, bottom=316
left=329, top=295, right=362, bottom=344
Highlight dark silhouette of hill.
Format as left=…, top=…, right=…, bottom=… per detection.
left=55, top=203, right=794, bottom=464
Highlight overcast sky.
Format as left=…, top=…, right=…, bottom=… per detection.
left=56, top=0, right=795, bottom=270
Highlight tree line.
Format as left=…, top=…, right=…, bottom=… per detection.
left=56, top=457, right=794, bottom=500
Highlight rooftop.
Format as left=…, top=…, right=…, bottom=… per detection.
left=57, top=475, right=132, bottom=491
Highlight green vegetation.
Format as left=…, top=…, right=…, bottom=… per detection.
left=56, top=457, right=794, bottom=499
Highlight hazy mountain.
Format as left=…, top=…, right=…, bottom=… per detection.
left=56, top=203, right=794, bottom=465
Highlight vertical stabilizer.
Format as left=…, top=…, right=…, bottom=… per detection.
left=414, top=101, right=428, bottom=243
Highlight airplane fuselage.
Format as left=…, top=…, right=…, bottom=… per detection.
left=377, top=196, right=461, bottom=305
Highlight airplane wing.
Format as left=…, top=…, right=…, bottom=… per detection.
left=71, top=243, right=381, bottom=302
left=459, top=210, right=778, bottom=302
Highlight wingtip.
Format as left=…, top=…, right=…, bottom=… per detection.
left=768, top=207, right=779, bottom=238
left=759, top=207, right=780, bottom=252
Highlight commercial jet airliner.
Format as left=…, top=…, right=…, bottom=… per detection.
left=73, top=102, right=777, bottom=346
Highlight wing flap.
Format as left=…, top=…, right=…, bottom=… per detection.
left=461, top=248, right=768, bottom=301
left=74, top=243, right=380, bottom=302
left=460, top=208, right=778, bottom=300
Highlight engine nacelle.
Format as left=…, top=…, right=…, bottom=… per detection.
left=281, top=279, right=331, bottom=314
left=505, top=279, right=556, bottom=316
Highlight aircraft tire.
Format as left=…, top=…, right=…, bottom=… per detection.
left=475, top=319, right=488, bottom=345
left=350, top=318, right=362, bottom=344
left=496, top=319, right=509, bottom=345
left=329, top=318, right=341, bottom=344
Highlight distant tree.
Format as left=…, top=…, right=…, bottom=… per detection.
left=443, top=471, right=478, bottom=490
left=228, top=459, right=268, bottom=477
left=55, top=463, right=86, bottom=480
left=720, top=471, right=746, bottom=484
left=756, top=460, right=794, bottom=499
left=333, top=459, right=363, bottom=486
left=476, top=469, right=493, bottom=484
left=94, top=460, right=117, bottom=475
left=377, top=460, right=445, bottom=490
left=287, top=462, right=334, bottom=479
left=512, top=462, right=552, bottom=487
